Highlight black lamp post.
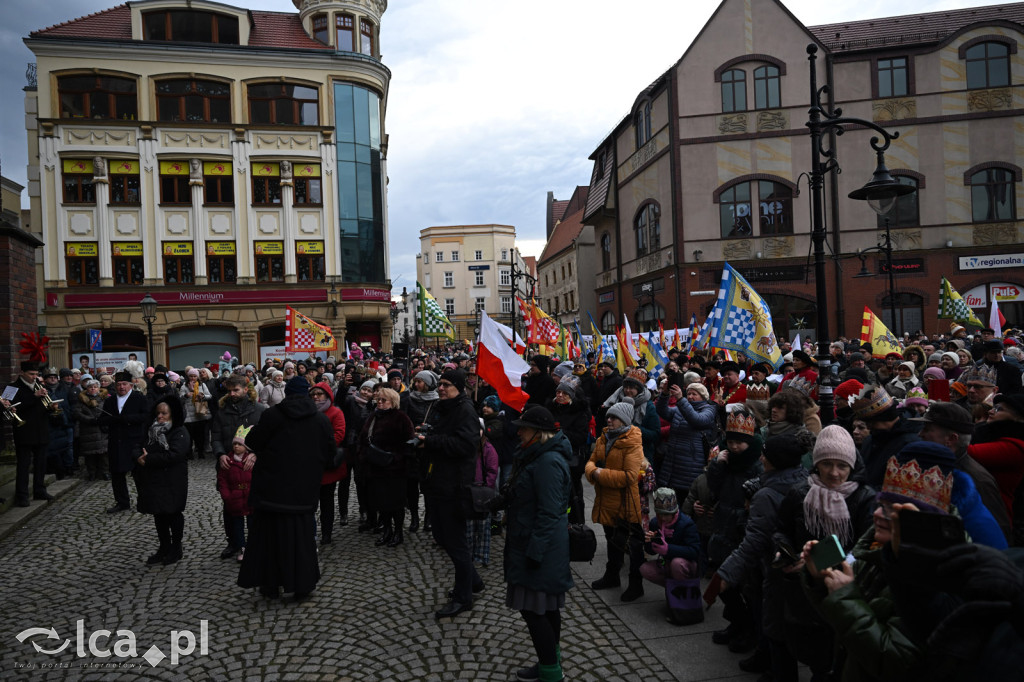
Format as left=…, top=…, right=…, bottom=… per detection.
left=806, top=44, right=915, bottom=425
left=509, top=251, right=537, bottom=357
left=139, top=293, right=158, bottom=364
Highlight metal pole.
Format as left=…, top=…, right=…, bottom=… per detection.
left=146, top=318, right=154, bottom=364
left=884, top=217, right=897, bottom=336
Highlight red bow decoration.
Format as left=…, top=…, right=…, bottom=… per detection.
left=19, top=332, right=50, bottom=362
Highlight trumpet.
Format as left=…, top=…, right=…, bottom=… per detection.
left=35, top=381, right=63, bottom=415
left=2, top=401, right=25, bottom=427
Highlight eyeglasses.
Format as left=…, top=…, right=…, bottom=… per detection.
left=438, top=381, right=454, bottom=388
left=375, top=398, right=391, bottom=404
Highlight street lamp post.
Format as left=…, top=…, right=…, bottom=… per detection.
left=806, top=44, right=915, bottom=425
left=139, top=293, right=158, bottom=365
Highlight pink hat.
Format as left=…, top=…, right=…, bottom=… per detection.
left=146, top=366, right=155, bottom=373
left=187, top=368, right=200, bottom=377
left=812, top=425, right=857, bottom=468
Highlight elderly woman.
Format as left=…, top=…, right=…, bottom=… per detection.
left=585, top=399, right=647, bottom=602
left=401, top=370, right=440, bottom=532
left=359, top=387, right=414, bottom=547
left=967, top=393, right=1024, bottom=530
left=135, top=395, right=191, bottom=565
left=656, top=381, right=718, bottom=508
left=73, top=378, right=109, bottom=480
left=503, top=406, right=573, bottom=682
left=259, top=370, right=286, bottom=407
left=886, top=361, right=920, bottom=399
left=179, top=368, right=212, bottom=459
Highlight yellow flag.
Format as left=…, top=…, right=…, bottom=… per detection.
left=860, top=307, right=901, bottom=358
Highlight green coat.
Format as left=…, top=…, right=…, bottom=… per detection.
left=503, top=431, right=574, bottom=595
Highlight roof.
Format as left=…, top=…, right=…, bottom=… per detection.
left=538, top=206, right=586, bottom=264
left=550, top=200, right=570, bottom=223
left=808, top=2, right=1024, bottom=53
left=583, top=147, right=615, bottom=221
left=30, top=3, right=332, bottom=51
left=522, top=256, right=537, bottom=278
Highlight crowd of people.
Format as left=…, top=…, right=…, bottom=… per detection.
left=3, top=322, right=1024, bottom=681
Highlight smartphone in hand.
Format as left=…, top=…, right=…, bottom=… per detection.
left=809, top=534, right=846, bottom=570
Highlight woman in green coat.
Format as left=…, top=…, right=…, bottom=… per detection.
left=502, top=406, right=573, bottom=682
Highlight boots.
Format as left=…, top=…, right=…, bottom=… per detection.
left=388, top=511, right=404, bottom=547
left=387, top=526, right=404, bottom=547
left=408, top=508, right=420, bottom=533
left=358, top=510, right=377, bottom=533
left=375, top=519, right=394, bottom=546
left=620, top=575, right=645, bottom=602
left=148, top=524, right=172, bottom=565
left=162, top=519, right=183, bottom=565
left=590, top=565, right=622, bottom=590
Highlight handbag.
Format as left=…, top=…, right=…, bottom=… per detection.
left=194, top=396, right=210, bottom=417
left=365, top=418, right=396, bottom=467
left=330, top=446, right=346, bottom=470
left=568, top=522, right=597, bottom=562
left=468, top=444, right=497, bottom=516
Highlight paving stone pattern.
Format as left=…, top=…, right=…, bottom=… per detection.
left=0, top=463, right=678, bottom=681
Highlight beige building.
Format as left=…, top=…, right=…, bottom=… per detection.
left=23, top=0, right=393, bottom=368
left=588, top=0, right=1024, bottom=338
left=416, top=225, right=530, bottom=342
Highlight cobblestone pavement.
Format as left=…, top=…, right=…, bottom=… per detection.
left=0, top=462, right=679, bottom=681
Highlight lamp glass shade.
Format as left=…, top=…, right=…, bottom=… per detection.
left=139, top=293, right=158, bottom=321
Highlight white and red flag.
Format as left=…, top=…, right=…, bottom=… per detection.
left=477, top=311, right=531, bottom=412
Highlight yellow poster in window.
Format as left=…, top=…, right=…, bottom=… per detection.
left=252, top=162, right=280, bottom=177
left=294, top=163, right=321, bottom=177
left=163, top=242, right=194, bottom=256
left=296, top=240, right=324, bottom=255
left=65, top=242, right=98, bottom=257
left=110, top=160, right=139, bottom=175
left=207, top=242, right=237, bottom=256
left=63, top=159, right=94, bottom=174
left=160, top=160, right=189, bottom=175
left=254, top=241, right=284, bottom=256
left=203, top=161, right=232, bottom=176
left=112, top=242, right=144, bottom=256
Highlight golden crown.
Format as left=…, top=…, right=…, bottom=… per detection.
left=725, top=411, right=757, bottom=437
left=961, top=365, right=998, bottom=387
left=882, top=456, right=953, bottom=511
left=746, top=384, right=772, bottom=401
left=851, top=386, right=895, bottom=420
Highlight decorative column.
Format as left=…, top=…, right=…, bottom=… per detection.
left=93, top=157, right=112, bottom=285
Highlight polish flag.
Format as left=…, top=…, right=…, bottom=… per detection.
left=990, top=296, right=1006, bottom=337
left=478, top=311, right=531, bottom=412
left=493, top=318, right=527, bottom=354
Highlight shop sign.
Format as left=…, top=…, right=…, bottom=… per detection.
left=63, top=289, right=328, bottom=308
left=252, top=162, right=280, bottom=177
left=62, top=159, right=93, bottom=174
left=339, top=287, right=391, bottom=302
left=112, top=242, right=144, bottom=257
left=254, top=241, right=283, bottom=256
left=468, top=265, right=490, bottom=271
left=738, top=265, right=805, bottom=282
left=206, top=242, right=236, bottom=256
left=959, top=253, right=1024, bottom=270
left=598, top=292, right=615, bottom=304
left=296, top=240, right=324, bottom=255
left=880, top=258, right=924, bottom=274
left=92, top=351, right=147, bottom=375
left=963, top=282, right=1024, bottom=308
left=110, top=160, right=139, bottom=174
left=159, top=161, right=189, bottom=175
left=203, top=161, right=231, bottom=176
left=66, top=242, right=98, bottom=257
left=163, top=242, right=193, bottom=256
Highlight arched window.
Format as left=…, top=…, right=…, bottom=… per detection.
left=634, top=102, right=651, bottom=150
left=635, top=303, right=665, bottom=333
left=156, top=78, right=230, bottom=123
left=601, top=233, right=611, bottom=271
left=759, top=182, right=793, bottom=235
left=882, top=293, right=924, bottom=337
left=753, top=65, right=780, bottom=109
left=718, top=178, right=793, bottom=238
left=600, top=311, right=616, bottom=335
left=877, top=176, right=919, bottom=227
left=721, top=69, right=746, bottom=112
left=719, top=182, right=752, bottom=238
left=336, top=14, right=354, bottom=51
left=58, top=74, right=137, bottom=120
left=966, top=42, right=1010, bottom=90
left=970, top=167, right=1016, bottom=222
left=634, top=203, right=660, bottom=256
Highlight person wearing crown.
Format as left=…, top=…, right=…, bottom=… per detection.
left=957, top=365, right=998, bottom=415
left=781, top=350, right=818, bottom=389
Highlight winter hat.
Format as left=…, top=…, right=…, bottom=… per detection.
left=284, top=361, right=295, bottom=371
left=441, top=368, right=466, bottom=392
left=941, top=352, right=960, bottom=366
left=531, top=354, right=551, bottom=373
left=902, top=386, right=929, bottom=408
left=652, top=488, right=679, bottom=515
left=834, top=379, right=865, bottom=408
left=387, top=369, right=403, bottom=381
left=812, top=425, right=857, bottom=469
left=555, top=376, right=579, bottom=400
left=321, top=372, right=334, bottom=384
left=167, top=371, right=180, bottom=383
left=481, top=394, right=501, bottom=412
left=898, top=361, right=917, bottom=375
left=763, top=434, right=804, bottom=470
left=928, top=352, right=944, bottom=365
left=552, top=361, right=575, bottom=380
left=59, top=368, right=74, bottom=378
left=607, top=397, right=635, bottom=425
left=145, top=366, right=155, bottom=374
left=232, top=425, right=252, bottom=449
left=923, top=367, right=946, bottom=382
left=414, top=370, right=438, bottom=391
left=80, top=373, right=94, bottom=383
left=880, top=441, right=956, bottom=513
left=285, top=376, right=310, bottom=396
left=686, top=382, right=710, bottom=401
left=621, top=375, right=645, bottom=392
left=360, top=379, right=378, bottom=392
left=187, top=368, right=200, bottom=378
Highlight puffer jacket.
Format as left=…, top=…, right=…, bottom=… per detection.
left=217, top=457, right=252, bottom=517
left=584, top=425, right=644, bottom=526
left=313, top=381, right=347, bottom=485
left=73, top=390, right=108, bottom=456
left=704, top=437, right=764, bottom=567
left=209, top=385, right=267, bottom=456
left=258, top=380, right=286, bottom=407
left=656, top=393, right=717, bottom=492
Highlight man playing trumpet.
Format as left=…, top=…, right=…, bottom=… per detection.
left=3, top=361, right=58, bottom=507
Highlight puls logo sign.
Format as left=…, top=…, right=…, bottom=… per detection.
left=16, top=620, right=209, bottom=667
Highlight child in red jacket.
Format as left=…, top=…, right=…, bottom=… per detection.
left=217, top=425, right=254, bottom=561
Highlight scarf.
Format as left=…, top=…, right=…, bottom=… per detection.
left=603, top=423, right=630, bottom=452
left=409, top=389, right=439, bottom=404
left=802, top=473, right=859, bottom=548
left=148, top=420, right=172, bottom=450
left=354, top=393, right=369, bottom=406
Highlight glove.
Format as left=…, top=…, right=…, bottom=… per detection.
left=651, top=538, right=668, bottom=556
left=526, top=557, right=541, bottom=570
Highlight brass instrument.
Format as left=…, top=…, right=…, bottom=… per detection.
left=2, top=401, right=25, bottom=427
left=35, top=381, right=63, bottom=415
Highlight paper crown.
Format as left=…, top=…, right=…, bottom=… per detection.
left=902, top=386, right=929, bottom=407
left=960, top=365, right=998, bottom=387
left=882, top=455, right=953, bottom=511
left=782, top=376, right=814, bottom=397
left=851, top=386, right=895, bottom=420
left=626, top=368, right=648, bottom=383
left=746, top=384, right=772, bottom=401
left=233, top=425, right=252, bottom=445
left=725, top=411, right=757, bottom=437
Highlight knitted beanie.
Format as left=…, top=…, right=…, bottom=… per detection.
left=607, top=397, right=635, bottom=425
left=812, top=425, right=857, bottom=469
left=686, top=382, right=710, bottom=401
left=763, top=434, right=804, bottom=470
left=285, top=376, right=310, bottom=396
left=652, top=488, right=679, bottom=515
left=441, top=368, right=466, bottom=392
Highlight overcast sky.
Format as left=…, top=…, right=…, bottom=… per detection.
left=0, top=0, right=1014, bottom=294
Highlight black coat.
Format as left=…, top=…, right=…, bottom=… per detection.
left=135, top=424, right=190, bottom=515
left=210, top=389, right=267, bottom=456
left=72, top=391, right=107, bottom=456
left=420, top=392, right=479, bottom=498
left=5, top=378, right=51, bottom=446
left=359, top=407, right=414, bottom=479
left=861, top=416, right=921, bottom=489
left=100, top=391, right=151, bottom=474
left=524, top=371, right=557, bottom=408
left=246, top=395, right=334, bottom=514
left=593, top=370, right=622, bottom=418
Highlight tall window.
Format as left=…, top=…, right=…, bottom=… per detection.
left=501, top=296, right=512, bottom=314
left=435, top=252, right=444, bottom=262
left=501, top=248, right=508, bottom=260
left=970, top=168, right=1016, bottom=222
left=634, top=203, right=660, bottom=256
left=156, top=79, right=230, bottom=123
left=474, top=250, right=483, bottom=260
left=600, top=311, right=616, bottom=335
left=202, top=162, right=234, bottom=205
left=159, top=161, right=190, bottom=205
left=109, top=161, right=141, bottom=204
left=720, top=180, right=793, bottom=238
left=336, top=14, right=354, bottom=51
left=248, top=83, right=319, bottom=125
left=451, top=251, right=460, bottom=262
left=721, top=69, right=746, bottom=112
left=474, top=271, right=485, bottom=287
left=251, top=163, right=282, bottom=205
left=877, top=176, right=919, bottom=227
left=475, top=297, right=486, bottom=313
left=753, top=65, right=780, bottom=109
left=65, top=244, right=99, bottom=286
left=966, top=42, right=1011, bottom=90
left=444, top=272, right=454, bottom=287
left=601, top=233, right=611, bottom=271
left=58, top=75, right=136, bottom=120
left=62, top=160, right=96, bottom=204
left=112, top=243, right=144, bottom=285
left=162, top=243, right=194, bottom=284
left=500, top=269, right=511, bottom=286
left=445, top=299, right=455, bottom=316
left=254, top=242, right=284, bottom=282
left=143, top=10, right=239, bottom=44
left=296, top=242, right=325, bottom=282
left=877, top=57, right=908, bottom=98
left=312, top=14, right=328, bottom=45
left=634, top=102, right=652, bottom=149
left=293, top=163, right=322, bottom=205
left=360, top=19, right=375, bottom=56
left=206, top=243, right=236, bottom=284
